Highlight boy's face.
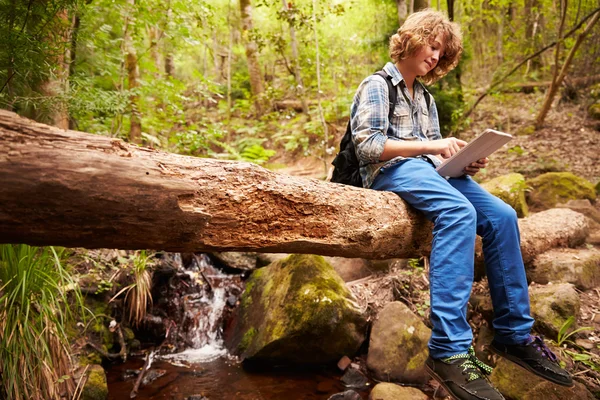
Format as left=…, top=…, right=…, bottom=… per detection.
left=410, top=33, right=446, bottom=77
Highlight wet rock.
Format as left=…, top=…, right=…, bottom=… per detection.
left=226, top=254, right=367, bottom=365
left=81, top=364, right=108, bottom=400
left=366, top=302, right=430, bottom=384
left=327, top=390, right=362, bottom=400
left=340, top=368, right=369, bottom=389
left=142, top=368, right=167, bottom=386
left=210, top=252, right=257, bottom=271
left=528, top=248, right=600, bottom=290
left=529, top=283, right=580, bottom=339
left=527, top=172, right=596, bottom=211
left=337, top=355, right=352, bottom=371
left=186, top=396, right=209, bottom=400
left=368, top=382, right=428, bottom=400
left=121, top=369, right=140, bottom=381
left=481, top=173, right=529, bottom=217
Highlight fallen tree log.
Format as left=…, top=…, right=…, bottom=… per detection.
left=0, top=111, right=588, bottom=260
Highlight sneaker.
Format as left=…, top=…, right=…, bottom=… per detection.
left=489, top=335, right=573, bottom=387
left=425, top=347, right=505, bottom=400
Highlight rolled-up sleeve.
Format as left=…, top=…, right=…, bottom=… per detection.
left=350, top=77, right=389, bottom=164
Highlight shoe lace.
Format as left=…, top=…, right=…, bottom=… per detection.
left=529, top=335, right=558, bottom=363
left=443, top=346, right=494, bottom=382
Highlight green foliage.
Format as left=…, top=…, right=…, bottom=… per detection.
left=0, top=244, right=84, bottom=400
left=555, top=316, right=592, bottom=347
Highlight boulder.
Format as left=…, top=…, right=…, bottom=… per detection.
left=588, top=102, right=600, bottom=120
left=527, top=172, right=596, bottom=211
left=368, top=382, right=428, bottom=400
left=529, top=283, right=580, bottom=339
left=491, top=358, right=592, bottom=400
left=210, top=252, right=258, bottom=270
left=528, top=248, right=600, bottom=290
left=366, top=302, right=430, bottom=384
left=324, top=257, right=374, bottom=282
left=556, top=199, right=600, bottom=226
left=481, top=173, right=529, bottom=217
left=226, top=254, right=367, bottom=365
left=522, top=381, right=595, bottom=400
left=81, top=364, right=108, bottom=400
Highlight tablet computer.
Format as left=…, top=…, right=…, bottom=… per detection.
left=435, top=129, right=513, bottom=178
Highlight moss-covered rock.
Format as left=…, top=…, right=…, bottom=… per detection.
left=368, top=382, right=428, bottom=400
left=528, top=248, right=600, bottom=290
left=481, top=173, right=529, bottom=217
left=490, top=357, right=590, bottom=400
left=588, top=102, right=600, bottom=120
left=526, top=172, right=596, bottom=211
left=81, top=364, right=108, bottom=400
left=225, top=254, right=367, bottom=365
left=529, top=283, right=580, bottom=339
left=366, top=302, right=430, bottom=384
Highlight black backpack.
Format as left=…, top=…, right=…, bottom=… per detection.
left=330, top=70, right=398, bottom=187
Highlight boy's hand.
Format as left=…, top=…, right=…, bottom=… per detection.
left=464, top=157, right=489, bottom=176
left=429, top=137, right=467, bottom=159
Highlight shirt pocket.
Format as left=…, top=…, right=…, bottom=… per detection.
left=390, top=103, right=413, bottom=139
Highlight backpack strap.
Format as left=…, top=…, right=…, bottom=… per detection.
left=373, top=70, right=397, bottom=122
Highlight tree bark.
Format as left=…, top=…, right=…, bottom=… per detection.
left=0, top=111, right=588, bottom=261
left=124, top=0, right=141, bottom=143
left=239, top=0, right=265, bottom=114
left=396, top=0, right=407, bottom=26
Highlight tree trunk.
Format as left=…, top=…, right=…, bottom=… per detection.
left=239, top=0, right=265, bottom=114
left=282, top=0, right=309, bottom=114
left=164, top=7, right=175, bottom=78
left=38, top=9, right=70, bottom=130
left=396, top=0, right=407, bottom=26
left=124, top=0, right=142, bottom=143
left=535, top=9, right=600, bottom=128
left=0, top=111, right=588, bottom=262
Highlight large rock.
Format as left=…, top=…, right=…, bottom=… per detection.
left=529, top=283, right=580, bottom=339
left=527, top=172, right=596, bottom=211
left=226, top=254, right=367, bottom=364
left=210, top=252, right=258, bottom=270
left=366, top=302, right=430, bottom=384
left=81, top=364, right=108, bottom=400
left=490, top=358, right=592, bottom=400
left=528, top=248, right=600, bottom=290
left=368, top=382, right=428, bottom=400
left=481, top=173, right=529, bottom=217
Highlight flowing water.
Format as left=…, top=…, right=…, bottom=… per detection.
left=105, top=253, right=370, bottom=399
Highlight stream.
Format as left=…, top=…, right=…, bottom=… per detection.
left=104, top=253, right=372, bottom=399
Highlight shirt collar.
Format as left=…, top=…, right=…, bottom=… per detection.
left=383, top=61, right=430, bottom=102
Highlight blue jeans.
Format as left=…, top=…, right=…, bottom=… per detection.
left=372, top=158, right=534, bottom=358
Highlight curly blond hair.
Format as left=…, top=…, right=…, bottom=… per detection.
left=389, top=9, right=463, bottom=84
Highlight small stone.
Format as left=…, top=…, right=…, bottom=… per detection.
left=575, top=338, right=595, bottom=350
left=327, top=390, right=362, bottom=400
left=337, top=355, right=352, bottom=371
left=341, top=368, right=369, bottom=388
left=186, top=396, right=209, bottom=400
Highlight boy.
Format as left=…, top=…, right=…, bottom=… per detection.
left=350, top=9, right=572, bottom=400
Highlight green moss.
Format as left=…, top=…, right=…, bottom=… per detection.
left=527, top=172, right=596, bottom=210
left=482, top=173, right=528, bottom=217
left=595, top=180, right=600, bottom=195
left=79, top=352, right=103, bottom=366
left=82, top=365, right=108, bottom=400
left=238, top=327, right=258, bottom=353
left=588, top=102, right=600, bottom=120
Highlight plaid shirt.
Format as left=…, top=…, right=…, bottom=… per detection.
left=350, top=62, right=443, bottom=188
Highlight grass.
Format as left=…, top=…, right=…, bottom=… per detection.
left=0, top=244, right=84, bottom=400
left=111, top=250, right=153, bottom=327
